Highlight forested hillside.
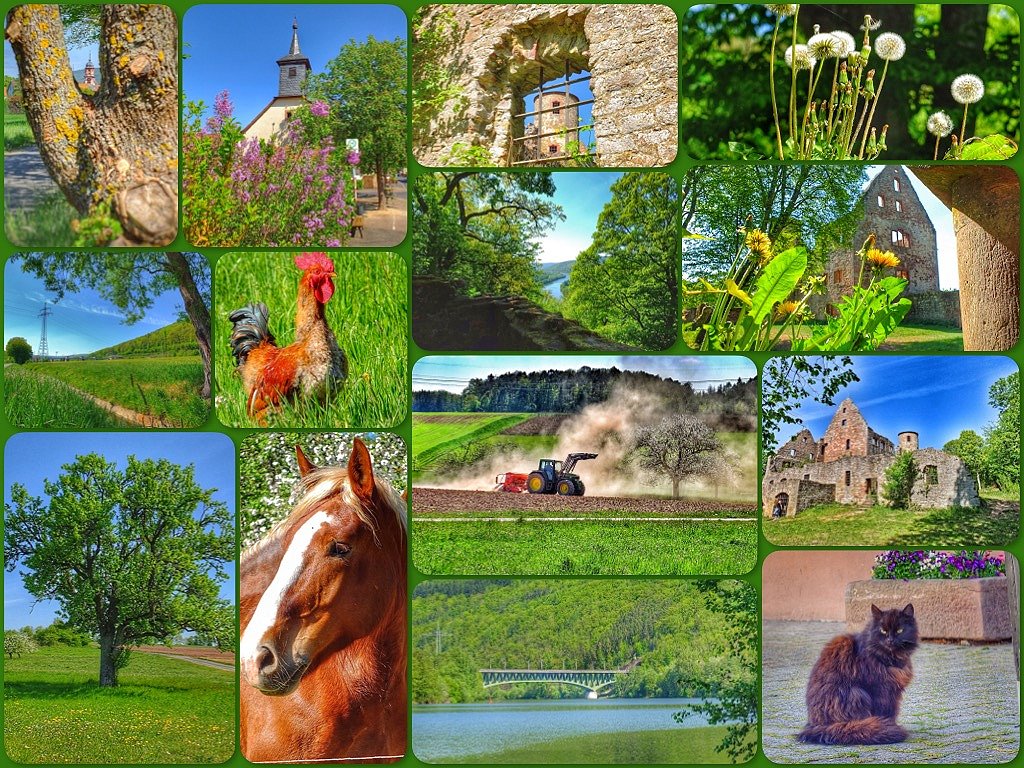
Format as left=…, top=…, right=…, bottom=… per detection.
left=89, top=320, right=198, bottom=359
left=412, top=580, right=753, bottom=704
left=413, top=367, right=755, bottom=428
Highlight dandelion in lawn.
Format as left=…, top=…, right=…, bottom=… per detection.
left=745, top=229, right=773, bottom=263
left=951, top=73, right=985, bottom=147
left=927, top=111, right=954, bottom=159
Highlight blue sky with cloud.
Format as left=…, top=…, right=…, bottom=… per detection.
left=773, top=356, right=1018, bottom=450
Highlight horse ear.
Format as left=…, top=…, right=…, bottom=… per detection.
left=348, top=438, right=376, bottom=503
left=296, top=445, right=317, bottom=477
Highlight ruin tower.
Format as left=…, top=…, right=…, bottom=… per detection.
left=531, top=91, right=580, bottom=159
left=818, top=398, right=895, bottom=463
left=827, top=166, right=939, bottom=305
left=898, top=431, right=920, bottom=453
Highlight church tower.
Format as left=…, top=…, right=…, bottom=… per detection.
left=83, top=58, right=97, bottom=89
left=276, top=18, right=311, bottom=97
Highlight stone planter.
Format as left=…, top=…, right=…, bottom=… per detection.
left=845, top=577, right=1011, bottom=641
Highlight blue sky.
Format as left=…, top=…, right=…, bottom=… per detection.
left=865, top=166, right=957, bottom=290
left=4, top=258, right=196, bottom=357
left=414, top=355, right=757, bottom=394
left=4, top=35, right=97, bottom=77
left=534, top=173, right=620, bottom=265
left=775, top=356, right=1018, bottom=450
left=183, top=4, right=406, bottom=128
left=4, top=433, right=236, bottom=630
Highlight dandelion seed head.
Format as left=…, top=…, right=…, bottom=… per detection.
left=808, top=32, right=843, bottom=59
left=831, top=31, right=856, bottom=58
left=926, top=111, right=954, bottom=138
left=874, top=32, right=906, bottom=61
left=860, top=15, right=882, bottom=31
left=784, top=44, right=815, bottom=71
left=951, top=74, right=985, bottom=104
left=766, top=4, right=799, bottom=17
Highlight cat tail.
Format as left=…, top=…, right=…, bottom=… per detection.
left=798, top=717, right=908, bottom=745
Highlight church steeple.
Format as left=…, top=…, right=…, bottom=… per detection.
left=276, top=17, right=311, bottom=97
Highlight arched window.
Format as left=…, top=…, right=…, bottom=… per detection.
left=895, top=199, right=903, bottom=213
left=893, top=176, right=901, bottom=192
left=877, top=195, right=885, bottom=208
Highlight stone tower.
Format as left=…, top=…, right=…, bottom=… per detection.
left=529, top=91, right=580, bottom=159
left=819, top=398, right=895, bottom=463
left=83, top=58, right=96, bottom=88
left=827, top=166, right=939, bottom=304
left=277, top=18, right=311, bottom=97
left=897, top=431, right=919, bottom=453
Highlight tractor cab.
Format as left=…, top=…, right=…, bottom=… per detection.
left=527, top=453, right=597, bottom=496
left=537, top=459, right=561, bottom=481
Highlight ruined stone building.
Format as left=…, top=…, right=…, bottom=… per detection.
left=825, top=166, right=961, bottom=327
left=243, top=19, right=312, bottom=142
left=412, top=4, right=678, bottom=167
left=764, top=398, right=979, bottom=516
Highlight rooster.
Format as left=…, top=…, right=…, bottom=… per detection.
left=228, top=252, right=348, bottom=424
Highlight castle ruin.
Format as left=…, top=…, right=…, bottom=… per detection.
left=412, top=4, right=678, bottom=167
left=763, top=398, right=979, bottom=516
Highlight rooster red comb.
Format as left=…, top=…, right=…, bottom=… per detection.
left=294, top=252, right=335, bottom=273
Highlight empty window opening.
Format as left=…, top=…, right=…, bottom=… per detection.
left=841, top=419, right=847, bottom=426
left=895, top=199, right=903, bottom=212
left=893, top=176, right=901, bottom=192
left=891, top=229, right=911, bottom=247
left=925, top=465, right=938, bottom=485
left=833, top=269, right=843, bottom=284
left=896, top=268, right=909, bottom=280
left=845, top=439, right=851, bottom=450
left=289, top=67, right=296, bottom=77
left=513, top=62, right=596, bottom=166
left=789, top=448, right=796, bottom=457
left=844, top=471, right=851, bottom=486
left=877, top=195, right=885, bottom=208
left=803, top=473, right=810, bottom=480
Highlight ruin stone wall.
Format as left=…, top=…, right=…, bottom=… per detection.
left=904, top=289, right=963, bottom=328
left=910, top=448, right=980, bottom=508
left=413, top=4, right=678, bottom=166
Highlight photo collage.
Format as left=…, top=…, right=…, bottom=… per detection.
left=1, top=2, right=1020, bottom=767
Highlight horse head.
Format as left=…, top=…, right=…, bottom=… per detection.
left=239, top=438, right=406, bottom=696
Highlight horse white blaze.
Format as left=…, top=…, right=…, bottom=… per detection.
left=241, top=510, right=332, bottom=680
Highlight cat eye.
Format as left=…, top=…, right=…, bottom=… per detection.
left=327, top=540, right=351, bottom=559
left=896, top=628, right=903, bottom=634
left=879, top=628, right=887, bottom=635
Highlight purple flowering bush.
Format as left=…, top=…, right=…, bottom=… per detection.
left=872, top=550, right=1006, bottom=580
left=183, top=91, right=355, bottom=247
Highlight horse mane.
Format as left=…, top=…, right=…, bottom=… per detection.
left=241, top=465, right=407, bottom=565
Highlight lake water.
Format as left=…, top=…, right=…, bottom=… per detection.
left=544, top=275, right=569, bottom=298
left=413, top=698, right=713, bottom=762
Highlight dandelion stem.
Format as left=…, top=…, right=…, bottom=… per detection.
left=933, top=135, right=941, bottom=161
left=769, top=18, right=785, bottom=161
left=789, top=8, right=799, bottom=145
left=958, top=102, right=970, bottom=149
left=858, top=60, right=890, bottom=159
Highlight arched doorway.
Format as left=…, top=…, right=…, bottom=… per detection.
left=772, top=492, right=790, bottom=518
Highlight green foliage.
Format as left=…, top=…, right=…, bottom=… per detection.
left=943, top=430, right=988, bottom=488
left=5, top=191, right=78, bottom=247
left=561, top=174, right=679, bottom=350
left=882, top=450, right=917, bottom=509
left=32, top=620, right=92, bottom=648
left=239, top=432, right=407, bottom=548
left=215, top=251, right=408, bottom=429
left=412, top=581, right=752, bottom=704
left=4, top=112, right=34, bottom=148
left=412, top=7, right=467, bottom=146
left=983, top=372, right=1020, bottom=491
left=6, top=336, right=32, bottom=364
left=5, top=630, right=39, bottom=658
left=4, top=454, right=233, bottom=686
left=88, top=320, right=200, bottom=359
left=675, top=581, right=758, bottom=763
left=71, top=200, right=122, bottom=247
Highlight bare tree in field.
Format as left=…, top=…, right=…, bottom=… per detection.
left=5, top=5, right=178, bottom=245
left=630, top=415, right=723, bottom=499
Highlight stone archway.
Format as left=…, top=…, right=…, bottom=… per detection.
left=773, top=492, right=790, bottom=517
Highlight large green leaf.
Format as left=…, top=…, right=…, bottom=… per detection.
left=954, top=135, right=1018, bottom=161
left=748, top=247, right=807, bottom=324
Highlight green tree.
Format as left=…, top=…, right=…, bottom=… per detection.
left=943, top=429, right=988, bottom=491
left=562, top=173, right=679, bottom=350
left=11, top=252, right=212, bottom=398
left=5, top=337, right=32, bottom=364
left=630, top=415, right=722, bottom=499
left=306, top=36, right=407, bottom=209
left=4, top=629, right=39, bottom=659
left=882, top=451, right=917, bottom=509
left=984, top=371, right=1019, bottom=490
left=5, top=453, right=233, bottom=686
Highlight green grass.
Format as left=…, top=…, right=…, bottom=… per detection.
left=16, top=358, right=208, bottom=427
left=216, top=251, right=408, bottom=428
left=5, top=190, right=77, bottom=246
left=436, top=725, right=741, bottom=764
left=4, top=365, right=129, bottom=428
left=878, top=324, right=964, bottom=352
left=763, top=498, right=1020, bottom=547
left=413, top=413, right=534, bottom=470
left=3, top=646, right=235, bottom=764
left=4, top=112, right=34, bottom=150
left=90, top=320, right=199, bottom=359
left=412, top=519, right=757, bottom=576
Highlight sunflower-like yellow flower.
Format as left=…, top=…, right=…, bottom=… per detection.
left=745, top=229, right=773, bottom=263
left=775, top=300, right=801, bottom=318
left=865, top=248, right=900, bottom=269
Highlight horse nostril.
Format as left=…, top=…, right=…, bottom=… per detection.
left=257, top=644, right=277, bottom=674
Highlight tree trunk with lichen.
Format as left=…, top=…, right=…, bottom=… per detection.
left=5, top=4, right=178, bottom=245
left=165, top=252, right=213, bottom=399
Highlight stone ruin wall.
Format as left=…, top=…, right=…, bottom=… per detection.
left=762, top=477, right=835, bottom=517
left=909, top=448, right=980, bottom=508
left=904, top=290, right=963, bottom=328
left=414, top=4, right=678, bottom=166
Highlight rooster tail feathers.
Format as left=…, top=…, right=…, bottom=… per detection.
left=229, top=303, right=275, bottom=365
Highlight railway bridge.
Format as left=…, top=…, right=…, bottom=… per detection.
left=480, top=658, right=640, bottom=695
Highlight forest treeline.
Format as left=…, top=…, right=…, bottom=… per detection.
left=413, top=367, right=756, bottom=427
left=412, top=581, right=752, bottom=705
left=88, top=320, right=199, bottom=359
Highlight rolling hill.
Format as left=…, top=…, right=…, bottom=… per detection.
left=89, top=320, right=199, bottom=359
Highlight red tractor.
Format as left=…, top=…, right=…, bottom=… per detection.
left=494, top=453, right=597, bottom=496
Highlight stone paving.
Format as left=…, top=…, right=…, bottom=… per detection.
left=352, top=180, right=407, bottom=247
left=763, top=621, right=1020, bottom=763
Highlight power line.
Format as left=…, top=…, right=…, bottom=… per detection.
left=37, top=303, right=53, bottom=358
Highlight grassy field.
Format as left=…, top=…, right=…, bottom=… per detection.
left=4, top=365, right=129, bottom=428
left=3, top=646, right=234, bottom=764
left=775, top=322, right=963, bottom=353
left=11, top=358, right=208, bottom=427
left=436, top=726, right=741, bottom=764
left=413, top=413, right=535, bottom=471
left=5, top=190, right=77, bottom=246
left=763, top=498, right=1020, bottom=547
left=216, top=251, right=408, bottom=428
left=4, top=112, right=35, bottom=149
left=413, top=518, right=757, bottom=576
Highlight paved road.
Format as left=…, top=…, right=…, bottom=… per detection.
left=4, top=147, right=59, bottom=212
left=351, top=180, right=407, bottom=247
left=763, top=621, right=1019, bottom=763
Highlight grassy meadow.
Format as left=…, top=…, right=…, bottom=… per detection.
left=775, top=323, right=964, bottom=353
left=5, top=358, right=207, bottom=428
left=3, top=646, right=235, bottom=764
left=4, top=111, right=34, bottom=149
left=4, top=191, right=77, bottom=247
left=216, top=251, right=408, bottom=428
left=412, top=518, right=758, bottom=576
left=763, top=498, right=1020, bottom=547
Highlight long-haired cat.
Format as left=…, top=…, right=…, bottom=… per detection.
left=798, top=603, right=918, bottom=745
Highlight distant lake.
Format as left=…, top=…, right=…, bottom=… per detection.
left=544, top=274, right=570, bottom=298
left=413, top=697, right=713, bottom=762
